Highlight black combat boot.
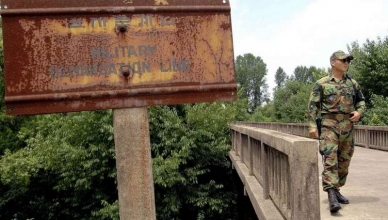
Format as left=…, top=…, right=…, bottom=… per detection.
left=327, top=188, right=341, bottom=213
left=335, top=189, right=349, bottom=204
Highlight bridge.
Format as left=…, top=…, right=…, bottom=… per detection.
left=229, top=122, right=388, bottom=220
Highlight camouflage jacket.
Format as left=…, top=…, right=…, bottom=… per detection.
left=307, top=73, right=366, bottom=130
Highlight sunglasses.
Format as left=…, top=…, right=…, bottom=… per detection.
left=338, top=58, right=351, bottom=63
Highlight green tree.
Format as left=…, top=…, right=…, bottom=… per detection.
left=249, top=101, right=275, bottom=122
left=361, top=94, right=388, bottom=126
left=311, top=67, right=328, bottom=82
left=270, top=65, right=326, bottom=123
left=348, top=36, right=388, bottom=105
left=0, top=111, right=118, bottom=219
left=235, top=53, right=268, bottom=111
left=273, top=80, right=311, bottom=122
left=234, top=87, right=250, bottom=121
left=291, top=66, right=320, bottom=84
left=261, top=83, right=271, bottom=105
left=150, top=103, right=240, bottom=220
left=275, top=67, right=287, bottom=88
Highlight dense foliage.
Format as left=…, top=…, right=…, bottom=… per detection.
left=348, top=36, right=388, bottom=106
left=361, top=94, right=388, bottom=126
left=273, top=80, right=311, bottom=122
left=150, top=103, right=240, bottom=219
left=0, top=111, right=118, bottom=219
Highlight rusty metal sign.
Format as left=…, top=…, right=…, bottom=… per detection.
left=1, top=0, right=236, bottom=115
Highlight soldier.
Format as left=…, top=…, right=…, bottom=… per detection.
left=307, top=50, right=366, bottom=213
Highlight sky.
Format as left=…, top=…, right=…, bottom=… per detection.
left=229, top=0, right=388, bottom=93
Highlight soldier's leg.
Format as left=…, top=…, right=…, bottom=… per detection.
left=319, top=127, right=340, bottom=191
left=338, top=131, right=355, bottom=187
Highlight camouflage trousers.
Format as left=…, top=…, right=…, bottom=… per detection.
left=319, top=118, right=355, bottom=191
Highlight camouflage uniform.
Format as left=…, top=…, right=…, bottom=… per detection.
left=307, top=73, right=366, bottom=191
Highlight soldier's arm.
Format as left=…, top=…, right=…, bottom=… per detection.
left=354, top=81, right=366, bottom=116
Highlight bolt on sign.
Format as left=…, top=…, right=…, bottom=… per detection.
left=1, top=0, right=236, bottom=115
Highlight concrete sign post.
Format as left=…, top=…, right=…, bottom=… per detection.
left=114, top=108, right=156, bottom=219
left=1, top=0, right=236, bottom=219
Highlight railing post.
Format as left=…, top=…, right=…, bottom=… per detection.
left=238, top=132, right=242, bottom=156
left=248, top=136, right=253, bottom=176
left=241, top=134, right=245, bottom=165
left=365, top=127, right=370, bottom=149
left=261, top=141, right=270, bottom=200
left=232, top=130, right=235, bottom=151
left=304, top=123, right=308, bottom=137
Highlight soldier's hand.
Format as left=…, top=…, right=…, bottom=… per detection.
left=350, top=111, right=361, bottom=122
left=309, top=129, right=318, bottom=139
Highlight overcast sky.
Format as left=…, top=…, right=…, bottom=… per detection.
left=230, top=0, right=388, bottom=92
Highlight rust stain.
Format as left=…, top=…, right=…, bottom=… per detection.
left=154, top=0, right=169, bottom=6
left=19, top=19, right=36, bottom=32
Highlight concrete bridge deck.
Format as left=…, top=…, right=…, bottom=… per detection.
left=319, top=146, right=388, bottom=220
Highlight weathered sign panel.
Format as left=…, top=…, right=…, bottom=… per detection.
left=1, top=0, right=236, bottom=115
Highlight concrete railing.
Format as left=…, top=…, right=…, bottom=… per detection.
left=229, top=124, right=320, bottom=220
left=234, top=122, right=388, bottom=151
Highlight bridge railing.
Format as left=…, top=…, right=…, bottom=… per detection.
left=234, top=122, right=388, bottom=151
left=229, top=123, right=320, bottom=220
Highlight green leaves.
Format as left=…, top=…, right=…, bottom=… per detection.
left=0, top=148, right=40, bottom=186
left=275, top=67, right=287, bottom=88
left=348, top=36, right=388, bottom=103
left=347, top=36, right=388, bottom=124
left=235, top=53, right=269, bottom=110
left=0, top=111, right=117, bottom=219
left=273, top=79, right=312, bottom=122
left=149, top=103, right=238, bottom=219
left=361, top=94, right=388, bottom=126
left=91, top=200, right=119, bottom=220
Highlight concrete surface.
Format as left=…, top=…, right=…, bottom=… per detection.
left=113, top=108, right=156, bottom=220
left=319, top=146, right=388, bottom=220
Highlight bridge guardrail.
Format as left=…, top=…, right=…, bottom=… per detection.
left=229, top=124, right=320, bottom=220
left=234, top=122, right=388, bottom=151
